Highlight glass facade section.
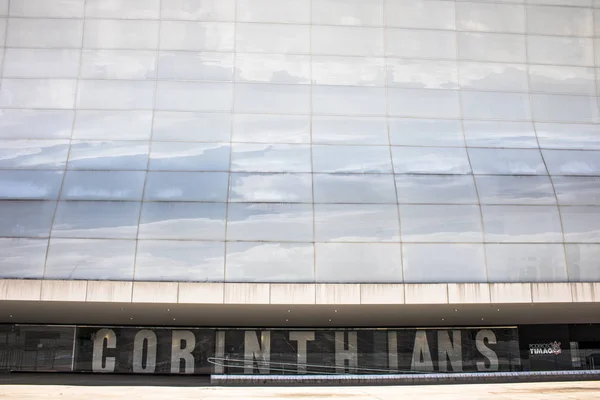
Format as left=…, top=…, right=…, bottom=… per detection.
left=0, top=0, right=599, bottom=284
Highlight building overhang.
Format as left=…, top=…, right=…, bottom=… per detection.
left=1, top=279, right=599, bottom=327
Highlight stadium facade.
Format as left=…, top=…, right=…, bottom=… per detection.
left=1, top=0, right=600, bottom=375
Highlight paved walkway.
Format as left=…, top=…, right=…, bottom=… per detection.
left=1, top=381, right=600, bottom=399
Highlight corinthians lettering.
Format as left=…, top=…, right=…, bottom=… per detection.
left=78, top=327, right=521, bottom=374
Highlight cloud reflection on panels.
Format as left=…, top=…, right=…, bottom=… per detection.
left=1, top=0, right=599, bottom=284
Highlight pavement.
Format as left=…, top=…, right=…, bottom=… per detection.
left=1, top=381, right=600, bottom=399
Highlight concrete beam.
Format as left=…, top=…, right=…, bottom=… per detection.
left=1, top=279, right=600, bottom=306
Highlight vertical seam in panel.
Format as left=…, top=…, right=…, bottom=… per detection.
left=223, top=0, right=237, bottom=283
left=309, top=0, right=316, bottom=287
left=133, top=0, right=162, bottom=284
left=454, top=0, right=490, bottom=284
left=0, top=0, right=9, bottom=77
left=42, top=0, right=87, bottom=280
left=524, top=4, right=571, bottom=283
left=593, top=8, right=600, bottom=125
left=382, top=0, right=404, bottom=285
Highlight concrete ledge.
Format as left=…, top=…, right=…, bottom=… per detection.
left=1, top=280, right=42, bottom=301
left=179, top=282, right=224, bottom=304
left=210, top=370, right=600, bottom=386
left=224, top=283, right=270, bottom=304
left=132, top=282, right=178, bottom=303
left=41, top=280, right=87, bottom=302
left=1, top=280, right=600, bottom=306
left=405, top=284, right=447, bottom=304
left=571, top=282, right=600, bottom=303
left=490, top=283, right=532, bottom=303
left=316, top=284, right=361, bottom=305
left=86, top=281, right=133, bottom=303
left=532, top=283, right=572, bottom=303
left=360, top=284, right=404, bottom=305
left=448, top=283, right=490, bottom=304
left=270, top=284, right=316, bottom=305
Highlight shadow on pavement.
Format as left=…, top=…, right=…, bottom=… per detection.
left=0, top=372, right=211, bottom=387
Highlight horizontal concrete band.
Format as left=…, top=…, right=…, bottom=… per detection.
left=210, top=370, right=600, bottom=386
left=1, top=279, right=600, bottom=305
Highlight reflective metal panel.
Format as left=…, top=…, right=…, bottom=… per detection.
left=458, top=32, right=526, bottom=63
left=61, top=171, right=146, bottom=201
left=143, top=172, right=228, bottom=202
left=45, top=238, right=136, bottom=280
left=0, top=201, right=56, bottom=237
left=313, top=174, right=397, bottom=204
left=81, top=50, right=157, bottom=80
left=135, top=240, right=225, bottom=282
left=457, top=2, right=525, bottom=33
left=312, top=116, right=388, bottom=145
left=312, top=25, right=383, bottom=56
left=314, top=204, right=400, bottom=242
left=387, top=29, right=456, bottom=59
left=139, top=202, right=226, bottom=240
left=152, top=112, right=230, bottom=143
left=236, top=53, right=310, bottom=85
left=159, top=51, right=233, bottom=82
left=73, top=110, right=152, bottom=141
left=226, top=242, right=314, bottom=282
left=0, top=238, right=47, bottom=278
left=486, top=244, right=568, bottom=282
left=231, top=144, right=311, bottom=173
left=535, top=123, right=600, bottom=150
left=386, top=0, right=455, bottom=30
left=313, top=56, right=384, bottom=87
left=229, top=173, right=312, bottom=203
left=461, top=91, right=532, bottom=121
left=403, top=243, right=487, bottom=283
left=226, top=203, right=313, bottom=242
left=475, top=175, right=556, bottom=205
left=543, top=150, right=600, bottom=175
left=0, top=140, right=69, bottom=169
left=52, top=201, right=140, bottom=239
left=395, top=175, right=478, bottom=204
left=316, top=0, right=383, bottom=26
left=312, top=145, right=392, bottom=173
left=387, top=59, right=458, bottom=90
left=459, top=62, right=528, bottom=92
left=560, top=206, right=600, bottom=243
left=400, top=205, right=483, bottom=243
left=3, top=0, right=600, bottom=286
left=392, top=147, right=471, bottom=175
left=67, top=141, right=149, bottom=170
left=237, top=0, right=310, bottom=24
left=566, top=244, right=600, bottom=281
left=468, top=149, right=547, bottom=175
left=233, top=114, right=310, bottom=144
left=389, top=119, right=464, bottom=147
left=148, top=142, right=230, bottom=171
left=552, top=176, right=600, bottom=205
left=481, top=205, right=563, bottom=243
left=315, top=243, right=403, bottom=283
left=159, top=21, right=234, bottom=52
left=0, top=109, right=74, bottom=140
left=463, top=121, right=538, bottom=148
left=4, top=48, right=81, bottom=79
left=312, top=86, right=386, bottom=116
left=0, top=170, right=63, bottom=200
